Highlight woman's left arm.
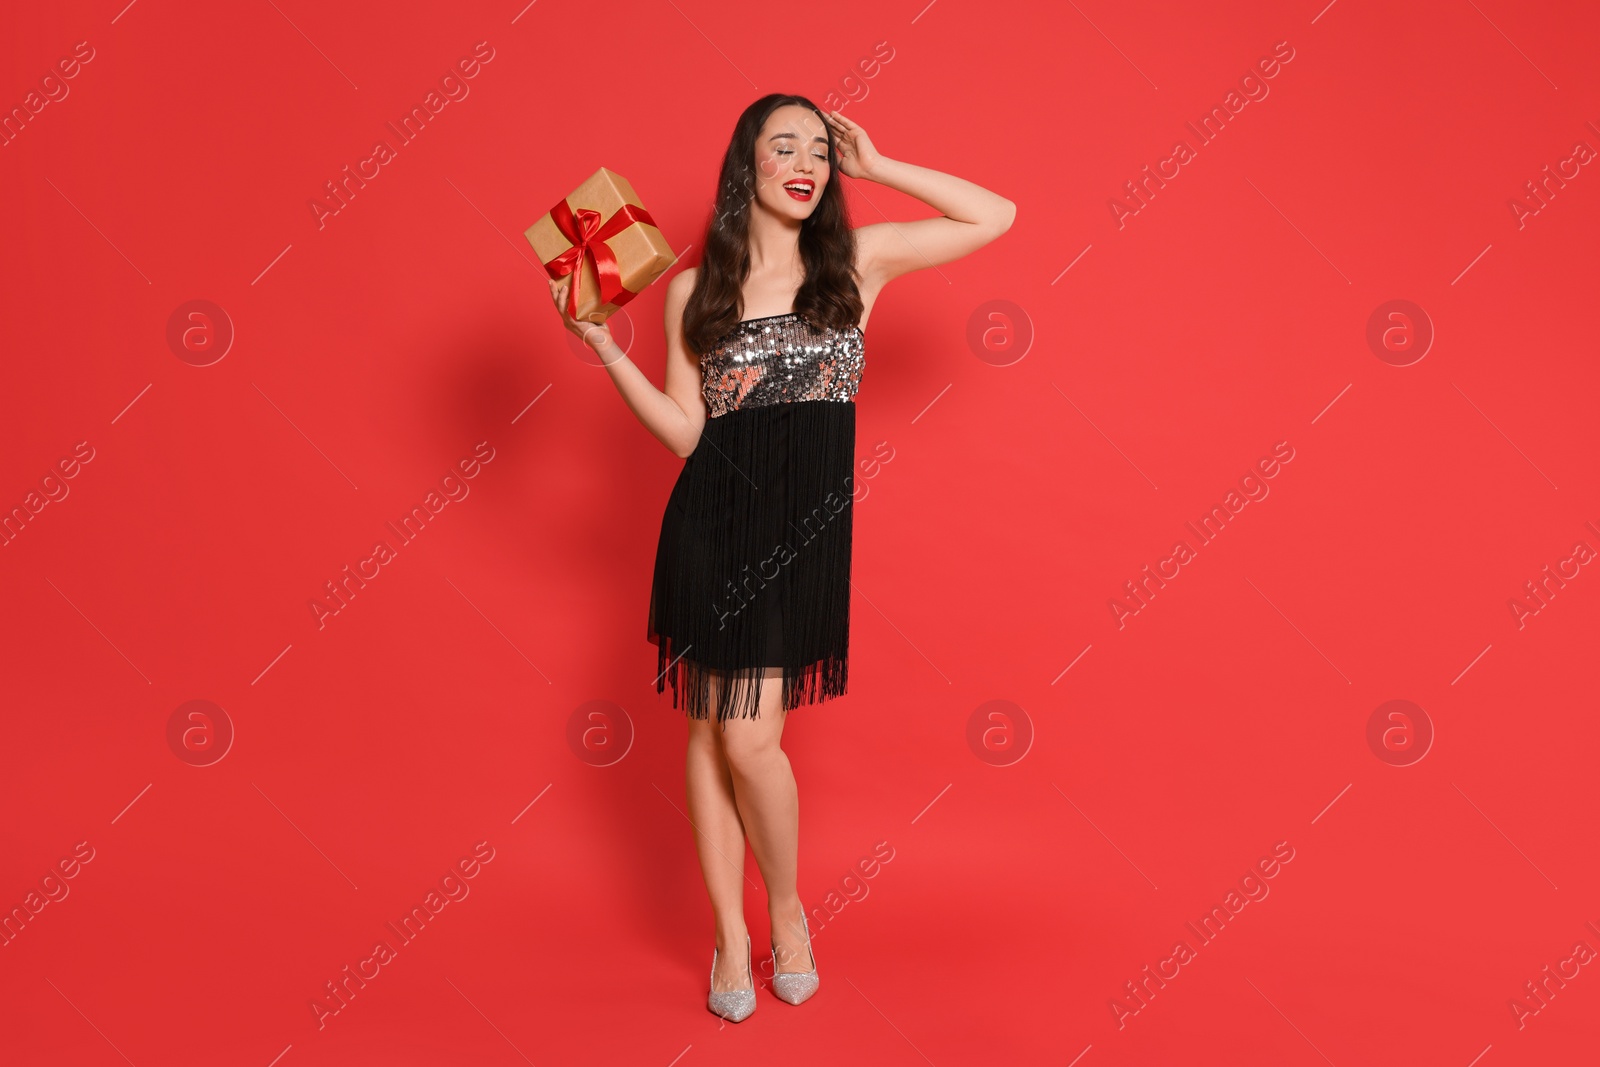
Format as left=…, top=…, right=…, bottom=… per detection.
left=824, top=110, right=1016, bottom=288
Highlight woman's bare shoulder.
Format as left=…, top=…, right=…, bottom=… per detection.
left=668, top=264, right=699, bottom=297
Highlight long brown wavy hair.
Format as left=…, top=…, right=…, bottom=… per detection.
left=682, top=93, right=863, bottom=355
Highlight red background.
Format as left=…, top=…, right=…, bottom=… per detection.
left=3, top=1, right=1598, bottom=1064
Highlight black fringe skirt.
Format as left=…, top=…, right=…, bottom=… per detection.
left=648, top=399, right=855, bottom=724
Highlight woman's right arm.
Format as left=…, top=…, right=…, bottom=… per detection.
left=549, top=268, right=706, bottom=459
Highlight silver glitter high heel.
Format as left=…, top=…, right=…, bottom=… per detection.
left=770, top=911, right=819, bottom=1005
left=707, top=932, right=756, bottom=1023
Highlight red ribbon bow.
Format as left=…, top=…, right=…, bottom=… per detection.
left=543, top=197, right=659, bottom=321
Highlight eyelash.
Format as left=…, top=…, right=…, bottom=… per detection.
left=775, top=149, right=828, bottom=160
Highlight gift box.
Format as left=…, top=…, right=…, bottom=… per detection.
left=525, top=167, right=677, bottom=323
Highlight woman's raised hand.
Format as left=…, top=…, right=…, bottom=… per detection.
left=548, top=276, right=614, bottom=352
left=822, top=110, right=883, bottom=180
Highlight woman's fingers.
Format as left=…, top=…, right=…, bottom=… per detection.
left=550, top=278, right=580, bottom=329
left=549, top=277, right=601, bottom=338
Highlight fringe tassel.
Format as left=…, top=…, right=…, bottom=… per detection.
left=648, top=400, right=855, bottom=726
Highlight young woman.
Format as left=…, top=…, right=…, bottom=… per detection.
left=548, top=93, right=1014, bottom=1022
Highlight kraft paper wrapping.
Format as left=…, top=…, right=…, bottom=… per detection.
left=525, top=167, right=677, bottom=323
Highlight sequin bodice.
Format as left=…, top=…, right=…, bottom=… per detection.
left=700, top=312, right=865, bottom=419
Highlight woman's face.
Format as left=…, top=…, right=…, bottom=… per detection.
left=751, top=104, right=831, bottom=221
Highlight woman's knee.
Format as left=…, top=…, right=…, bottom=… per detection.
left=720, top=725, right=782, bottom=775
left=685, top=713, right=721, bottom=754
left=719, top=670, right=787, bottom=773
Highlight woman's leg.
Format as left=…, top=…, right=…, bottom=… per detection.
left=718, top=668, right=813, bottom=976
left=685, top=671, right=754, bottom=993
